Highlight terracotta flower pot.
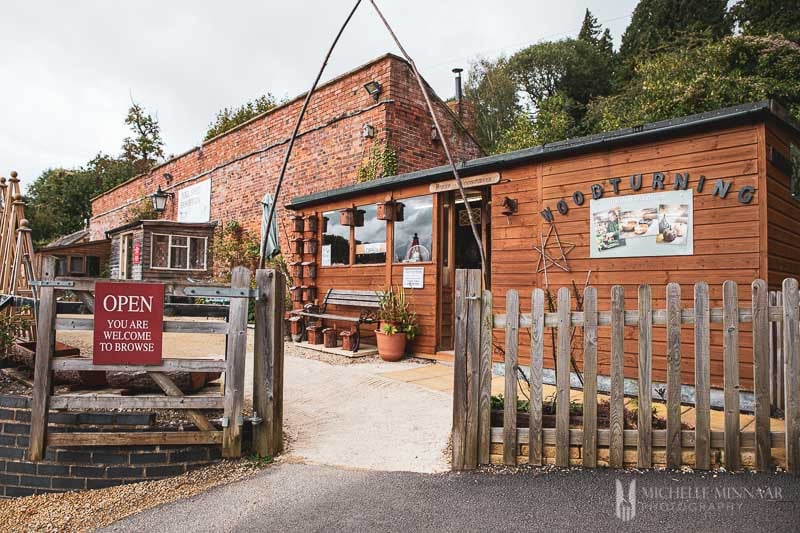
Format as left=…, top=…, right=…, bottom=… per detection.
left=375, top=329, right=406, bottom=362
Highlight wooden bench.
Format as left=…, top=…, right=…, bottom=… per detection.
left=291, top=289, right=381, bottom=352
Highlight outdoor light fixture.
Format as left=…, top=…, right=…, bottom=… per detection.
left=431, top=124, right=440, bottom=142
left=150, top=185, right=174, bottom=213
left=362, top=124, right=376, bottom=138
left=500, top=196, right=518, bottom=217
left=363, top=80, right=382, bottom=101
left=163, top=172, right=174, bottom=184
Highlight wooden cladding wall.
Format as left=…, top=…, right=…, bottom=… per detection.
left=766, top=121, right=800, bottom=290
left=490, top=124, right=764, bottom=390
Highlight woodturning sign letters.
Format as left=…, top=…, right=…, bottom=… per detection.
left=93, top=282, right=164, bottom=364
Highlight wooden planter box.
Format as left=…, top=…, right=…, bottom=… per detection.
left=291, top=215, right=304, bottom=233
left=323, top=328, right=337, bottom=348
left=490, top=409, right=608, bottom=429
left=302, top=261, right=317, bottom=279
left=307, top=325, right=323, bottom=345
left=303, top=239, right=318, bottom=255
left=304, top=215, right=318, bottom=233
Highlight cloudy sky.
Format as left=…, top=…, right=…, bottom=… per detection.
left=1, top=0, right=638, bottom=187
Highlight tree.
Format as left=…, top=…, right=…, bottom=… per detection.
left=586, top=35, right=800, bottom=132
left=205, top=93, right=282, bottom=140
left=121, top=102, right=164, bottom=173
left=618, top=0, right=731, bottom=77
left=730, top=0, right=800, bottom=42
left=578, top=9, right=602, bottom=46
left=494, top=92, right=575, bottom=153
left=463, top=57, right=521, bottom=153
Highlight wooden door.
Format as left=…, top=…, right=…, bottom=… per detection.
left=437, top=192, right=456, bottom=351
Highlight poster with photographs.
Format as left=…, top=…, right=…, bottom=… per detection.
left=590, top=190, right=693, bottom=258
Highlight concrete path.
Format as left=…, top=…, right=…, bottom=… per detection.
left=102, top=463, right=800, bottom=532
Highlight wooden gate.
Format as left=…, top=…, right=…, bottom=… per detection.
left=452, top=269, right=800, bottom=473
left=28, top=258, right=285, bottom=461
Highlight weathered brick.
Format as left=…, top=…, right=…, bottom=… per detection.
left=0, top=446, right=24, bottom=459
left=0, top=473, right=20, bottom=485
left=0, top=409, right=14, bottom=420
left=2, top=422, right=30, bottom=435
left=14, top=410, right=31, bottom=422
left=86, top=478, right=118, bottom=490
left=19, top=475, right=51, bottom=488
left=51, top=477, right=86, bottom=490
left=145, top=464, right=185, bottom=477
left=170, top=448, right=208, bottom=463
left=71, top=465, right=105, bottom=477
left=0, top=434, right=14, bottom=446
left=91, top=452, right=128, bottom=465
left=6, top=461, right=37, bottom=474
left=37, top=463, right=71, bottom=476
left=0, top=396, right=29, bottom=408
left=4, top=485, right=37, bottom=497
left=129, top=452, right=167, bottom=464
left=106, top=466, right=143, bottom=478
left=56, top=450, right=92, bottom=464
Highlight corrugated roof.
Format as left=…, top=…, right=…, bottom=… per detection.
left=288, top=100, right=799, bottom=210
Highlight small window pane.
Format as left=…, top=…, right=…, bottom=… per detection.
left=170, top=246, right=188, bottom=269
left=55, top=256, right=67, bottom=276
left=394, top=195, right=433, bottom=263
left=354, top=204, right=386, bottom=264
left=322, top=210, right=350, bottom=266
left=152, top=235, right=169, bottom=268
left=172, top=236, right=188, bottom=247
left=86, top=256, right=101, bottom=277
left=69, top=256, right=84, bottom=273
left=189, top=238, right=206, bottom=269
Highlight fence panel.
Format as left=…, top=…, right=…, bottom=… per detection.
left=452, top=270, right=799, bottom=473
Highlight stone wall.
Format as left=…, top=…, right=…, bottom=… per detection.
left=0, top=395, right=221, bottom=498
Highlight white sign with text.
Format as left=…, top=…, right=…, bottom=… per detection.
left=402, top=266, right=425, bottom=289
left=177, top=179, right=212, bottom=223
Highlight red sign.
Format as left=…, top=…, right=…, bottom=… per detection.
left=93, top=282, right=164, bottom=365
left=132, top=242, right=141, bottom=265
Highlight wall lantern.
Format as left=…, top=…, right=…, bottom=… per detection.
left=431, top=124, right=440, bottom=142
left=150, top=185, right=174, bottom=214
left=363, top=81, right=382, bottom=101
left=500, top=196, right=518, bottom=217
left=362, top=124, right=376, bottom=138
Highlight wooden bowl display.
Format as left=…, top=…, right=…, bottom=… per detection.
left=304, top=215, right=318, bottom=233
left=302, top=261, right=317, bottom=279
left=303, top=238, right=318, bottom=255
left=291, top=215, right=304, bottom=233
left=302, top=285, right=317, bottom=301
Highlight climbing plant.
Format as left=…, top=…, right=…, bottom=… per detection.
left=357, top=142, right=398, bottom=183
left=124, top=198, right=160, bottom=224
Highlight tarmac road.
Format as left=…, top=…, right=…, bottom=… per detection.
left=102, top=463, right=799, bottom=532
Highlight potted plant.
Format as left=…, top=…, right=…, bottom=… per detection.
left=375, top=285, right=418, bottom=362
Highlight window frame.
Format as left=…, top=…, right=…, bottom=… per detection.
left=392, top=194, right=435, bottom=265
left=320, top=211, right=354, bottom=268
left=150, top=233, right=208, bottom=271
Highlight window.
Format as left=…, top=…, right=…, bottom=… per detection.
left=354, top=204, right=386, bottom=264
left=321, top=210, right=351, bottom=266
left=394, top=195, right=433, bottom=263
left=151, top=234, right=207, bottom=270
left=69, top=256, right=85, bottom=274
left=55, top=256, right=67, bottom=276
left=86, top=256, right=101, bottom=277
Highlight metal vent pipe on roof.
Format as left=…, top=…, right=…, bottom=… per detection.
left=452, top=67, right=463, bottom=102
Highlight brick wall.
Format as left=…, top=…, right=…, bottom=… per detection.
left=0, top=395, right=221, bottom=498
left=89, top=54, right=484, bottom=254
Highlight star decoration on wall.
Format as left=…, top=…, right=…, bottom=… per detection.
left=532, top=223, right=575, bottom=273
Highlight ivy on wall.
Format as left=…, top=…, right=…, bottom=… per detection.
left=357, top=142, right=398, bottom=183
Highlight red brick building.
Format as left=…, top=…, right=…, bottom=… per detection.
left=88, top=53, right=483, bottom=257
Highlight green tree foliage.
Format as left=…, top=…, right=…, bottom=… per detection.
left=463, top=57, right=521, bottom=152
left=578, top=9, right=602, bottom=45
left=121, top=102, right=164, bottom=173
left=495, top=93, right=575, bottom=153
left=730, top=0, right=800, bottom=41
left=587, top=35, right=800, bottom=131
left=618, top=0, right=731, bottom=77
left=205, top=94, right=283, bottom=140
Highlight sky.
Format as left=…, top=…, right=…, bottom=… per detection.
left=0, top=0, right=639, bottom=188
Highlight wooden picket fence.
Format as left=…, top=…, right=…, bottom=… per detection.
left=451, top=269, right=800, bottom=473
left=28, top=259, right=285, bottom=461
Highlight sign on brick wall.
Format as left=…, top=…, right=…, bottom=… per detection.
left=93, top=282, right=164, bottom=364
left=178, top=179, right=211, bottom=222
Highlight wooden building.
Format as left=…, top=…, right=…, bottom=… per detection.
left=37, top=229, right=111, bottom=278
left=287, top=100, right=800, bottom=391
left=105, top=220, right=216, bottom=281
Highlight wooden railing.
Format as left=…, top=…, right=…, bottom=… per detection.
left=451, top=269, right=800, bottom=473
left=28, top=258, right=285, bottom=461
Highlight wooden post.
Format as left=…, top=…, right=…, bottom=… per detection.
left=503, top=289, right=519, bottom=466
left=694, top=282, right=711, bottom=470
left=722, top=280, right=740, bottom=470
left=28, top=256, right=57, bottom=461
left=581, top=287, right=597, bottom=468
left=477, top=289, right=493, bottom=465
left=666, top=282, right=682, bottom=469
left=637, top=284, right=652, bottom=468
left=751, top=279, right=772, bottom=471
left=253, top=268, right=285, bottom=457
left=555, top=287, right=570, bottom=467
left=529, top=288, right=545, bottom=466
left=222, top=266, right=250, bottom=458
left=464, top=270, right=482, bottom=469
left=783, top=278, right=800, bottom=474
left=451, top=269, right=469, bottom=470
left=609, top=286, right=625, bottom=468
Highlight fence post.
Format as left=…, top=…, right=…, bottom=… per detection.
left=530, top=288, right=545, bottom=466
left=609, top=286, right=625, bottom=468
left=752, top=279, right=771, bottom=471
left=503, top=289, right=519, bottom=466
left=451, top=269, right=471, bottom=470
left=464, top=270, right=482, bottom=469
left=694, top=282, right=711, bottom=470
left=581, top=287, right=597, bottom=468
left=666, top=282, right=682, bottom=469
left=555, top=287, right=570, bottom=467
left=722, top=280, right=740, bottom=470
left=637, top=284, right=652, bottom=469
left=782, top=278, right=800, bottom=474
left=477, top=289, right=493, bottom=465
left=222, top=266, right=250, bottom=458
left=28, top=255, right=57, bottom=461
left=253, top=268, right=285, bottom=457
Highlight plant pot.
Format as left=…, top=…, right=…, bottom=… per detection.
left=323, top=328, right=337, bottom=348
left=307, top=325, right=323, bottom=345
left=340, top=330, right=354, bottom=351
left=289, top=317, right=304, bottom=342
left=375, top=329, right=406, bottom=362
